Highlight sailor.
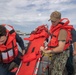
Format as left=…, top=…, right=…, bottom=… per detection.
left=66, top=29, right=76, bottom=75
left=0, top=24, right=26, bottom=75
left=40, top=11, right=75, bottom=75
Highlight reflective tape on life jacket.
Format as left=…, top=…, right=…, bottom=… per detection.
left=1, top=46, right=18, bottom=63
left=2, top=49, right=14, bottom=60
left=0, top=25, right=18, bottom=63
left=2, top=24, right=15, bottom=35
left=48, top=18, right=73, bottom=50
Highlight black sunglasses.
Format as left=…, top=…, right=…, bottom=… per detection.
left=51, top=20, right=56, bottom=23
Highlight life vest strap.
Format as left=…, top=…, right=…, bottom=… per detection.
left=9, top=29, right=15, bottom=34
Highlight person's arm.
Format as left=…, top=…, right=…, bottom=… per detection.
left=40, top=41, right=66, bottom=53
left=71, top=29, right=76, bottom=56
left=16, top=33, right=26, bottom=55
left=40, top=29, right=67, bottom=54
left=73, top=42, right=76, bottom=56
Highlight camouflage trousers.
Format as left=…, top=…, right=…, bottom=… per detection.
left=50, top=49, right=69, bottom=75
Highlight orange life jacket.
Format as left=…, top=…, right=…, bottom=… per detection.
left=0, top=24, right=18, bottom=63
left=48, top=18, right=73, bottom=50
left=24, top=25, right=49, bottom=41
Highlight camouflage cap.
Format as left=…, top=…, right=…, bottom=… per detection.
left=48, top=11, right=61, bottom=21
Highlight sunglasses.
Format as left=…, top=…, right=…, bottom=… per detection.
left=51, top=20, right=56, bottom=23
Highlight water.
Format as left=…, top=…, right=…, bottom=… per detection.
left=20, top=35, right=30, bottom=43
left=18, top=35, right=30, bottom=51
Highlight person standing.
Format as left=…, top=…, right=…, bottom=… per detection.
left=40, top=11, right=73, bottom=75
left=66, top=29, right=76, bottom=75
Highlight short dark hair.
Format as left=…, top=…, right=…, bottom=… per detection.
left=0, top=25, right=7, bottom=36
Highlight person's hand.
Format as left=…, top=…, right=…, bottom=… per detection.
left=22, top=50, right=26, bottom=55
left=73, top=50, right=76, bottom=56
left=40, top=46, right=46, bottom=53
left=40, top=46, right=44, bottom=51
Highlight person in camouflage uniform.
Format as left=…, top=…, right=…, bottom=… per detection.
left=50, top=50, right=69, bottom=75
left=40, top=11, right=74, bottom=75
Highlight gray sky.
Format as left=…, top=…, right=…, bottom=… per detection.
left=0, top=0, right=76, bottom=33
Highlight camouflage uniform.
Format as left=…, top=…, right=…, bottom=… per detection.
left=50, top=49, right=69, bottom=75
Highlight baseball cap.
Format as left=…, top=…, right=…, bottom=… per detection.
left=48, top=11, right=61, bottom=21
